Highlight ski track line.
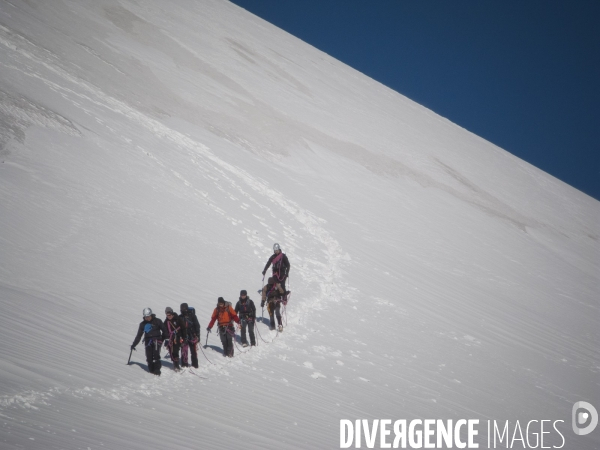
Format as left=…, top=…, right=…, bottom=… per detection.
left=0, top=28, right=352, bottom=406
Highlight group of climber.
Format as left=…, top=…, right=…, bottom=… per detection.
left=130, top=302, right=200, bottom=375
left=130, top=243, right=290, bottom=376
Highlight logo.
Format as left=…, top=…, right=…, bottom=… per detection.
left=572, top=401, right=598, bottom=436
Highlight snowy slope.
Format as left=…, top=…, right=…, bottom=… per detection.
left=0, top=0, right=598, bottom=449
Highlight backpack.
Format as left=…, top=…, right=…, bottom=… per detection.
left=265, top=284, right=282, bottom=300
left=215, top=301, right=234, bottom=326
left=182, top=306, right=199, bottom=335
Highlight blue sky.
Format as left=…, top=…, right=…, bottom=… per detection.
left=230, top=1, right=600, bottom=201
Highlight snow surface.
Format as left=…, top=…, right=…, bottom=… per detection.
left=0, top=0, right=598, bottom=449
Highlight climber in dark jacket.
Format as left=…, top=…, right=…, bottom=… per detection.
left=262, top=243, right=290, bottom=300
left=164, top=306, right=187, bottom=371
left=261, top=278, right=285, bottom=331
left=234, top=290, right=256, bottom=347
left=180, top=302, right=200, bottom=368
left=131, top=308, right=167, bottom=375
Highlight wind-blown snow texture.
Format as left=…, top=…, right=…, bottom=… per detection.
left=0, top=1, right=598, bottom=449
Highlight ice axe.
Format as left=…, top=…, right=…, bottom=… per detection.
left=127, top=347, right=136, bottom=365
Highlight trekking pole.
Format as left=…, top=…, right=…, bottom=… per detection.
left=127, top=347, right=135, bottom=365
